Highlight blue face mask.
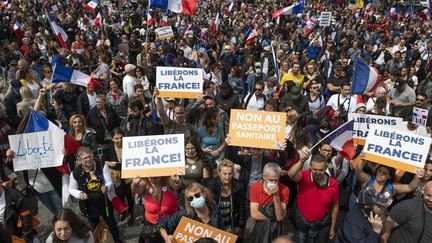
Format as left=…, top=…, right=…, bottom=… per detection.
left=190, top=196, right=206, bottom=209
left=266, top=181, right=276, bottom=189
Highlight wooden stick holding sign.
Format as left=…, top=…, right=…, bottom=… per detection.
left=173, top=217, right=238, bottom=243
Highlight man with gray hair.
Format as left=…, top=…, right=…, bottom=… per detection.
left=248, top=162, right=289, bottom=243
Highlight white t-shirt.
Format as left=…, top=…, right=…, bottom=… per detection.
left=0, top=189, right=5, bottom=223
left=87, top=93, right=96, bottom=109
left=326, top=94, right=357, bottom=113
left=122, top=75, right=138, bottom=98
left=244, top=93, right=265, bottom=111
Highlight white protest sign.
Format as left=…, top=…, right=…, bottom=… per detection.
left=348, top=113, right=404, bottom=145
left=9, top=130, right=65, bottom=171
left=412, top=107, right=429, bottom=127
left=364, top=125, right=432, bottom=174
left=156, top=66, right=204, bottom=99
left=122, top=134, right=185, bottom=178
left=155, top=26, right=174, bottom=40
left=319, top=12, right=332, bottom=27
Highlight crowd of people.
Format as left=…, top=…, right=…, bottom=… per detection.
left=1, top=0, right=432, bottom=243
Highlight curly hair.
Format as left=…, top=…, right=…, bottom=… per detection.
left=51, top=208, right=91, bottom=243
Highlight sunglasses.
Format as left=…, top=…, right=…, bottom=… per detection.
left=187, top=192, right=202, bottom=202
left=311, top=86, right=319, bottom=90
left=416, top=98, right=425, bottom=102
left=255, top=88, right=263, bottom=91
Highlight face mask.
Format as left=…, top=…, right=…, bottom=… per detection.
left=190, top=196, right=206, bottom=209
left=266, top=181, right=276, bottom=189
left=255, top=68, right=262, bottom=74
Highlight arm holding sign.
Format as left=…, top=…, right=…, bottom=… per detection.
left=393, top=171, right=423, bottom=194
left=154, top=88, right=170, bottom=126
left=355, top=155, right=372, bottom=186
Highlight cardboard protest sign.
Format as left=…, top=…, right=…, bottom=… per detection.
left=412, top=107, right=429, bottom=127
left=228, top=109, right=286, bottom=150
left=9, top=130, right=64, bottom=171
left=348, top=113, right=404, bottom=145
left=155, top=26, right=174, bottom=40
left=156, top=66, right=203, bottom=99
left=319, top=12, right=332, bottom=27
left=363, top=125, right=432, bottom=174
left=121, top=134, right=185, bottom=178
left=173, top=217, right=237, bottom=243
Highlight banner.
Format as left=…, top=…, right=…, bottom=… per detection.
left=9, top=130, right=64, bottom=171
left=412, top=107, right=429, bottom=127
left=156, top=66, right=203, bottom=99
left=155, top=26, right=174, bottom=40
left=173, top=217, right=238, bottom=243
left=121, top=134, right=185, bottom=178
left=363, top=125, right=432, bottom=173
left=319, top=12, right=332, bottom=27
left=228, top=109, right=286, bottom=150
left=348, top=113, right=404, bottom=145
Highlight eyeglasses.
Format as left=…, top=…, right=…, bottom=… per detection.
left=187, top=192, right=202, bottom=201
left=255, top=88, right=263, bottom=91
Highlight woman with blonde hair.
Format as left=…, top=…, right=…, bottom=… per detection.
left=16, top=86, right=36, bottom=118
left=285, top=107, right=299, bottom=141
left=159, top=183, right=222, bottom=243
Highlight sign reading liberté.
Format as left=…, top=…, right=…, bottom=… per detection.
left=348, top=113, right=404, bottom=145
left=121, top=134, right=185, bottom=178
left=173, top=217, right=238, bottom=243
left=9, top=130, right=65, bottom=171
left=229, top=109, right=286, bottom=150
left=363, top=125, right=431, bottom=174
left=156, top=66, right=204, bottom=99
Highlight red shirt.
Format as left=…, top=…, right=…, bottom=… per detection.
left=297, top=170, right=339, bottom=222
left=249, top=180, right=289, bottom=207
left=144, top=189, right=178, bottom=224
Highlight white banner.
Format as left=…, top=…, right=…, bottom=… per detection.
left=155, top=26, right=174, bottom=40
left=9, top=130, right=64, bottom=171
left=156, top=66, right=203, bottom=98
left=319, top=12, right=332, bottom=27
left=348, top=113, right=404, bottom=145
left=122, top=134, right=185, bottom=178
left=413, top=107, right=429, bottom=127
left=364, top=125, right=432, bottom=173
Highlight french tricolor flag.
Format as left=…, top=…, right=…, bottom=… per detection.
left=150, top=0, right=198, bottom=15
left=82, top=0, right=99, bottom=14
left=0, top=0, right=11, bottom=8
left=147, top=10, right=155, bottom=26
left=245, top=27, right=258, bottom=45
left=159, top=10, right=169, bottom=27
left=327, top=119, right=355, bottom=160
left=183, top=24, right=193, bottom=38
left=13, top=21, right=23, bottom=43
left=24, top=109, right=80, bottom=206
left=351, top=57, right=379, bottom=95
left=90, top=12, right=102, bottom=26
left=47, top=12, right=68, bottom=48
left=51, top=64, right=100, bottom=88
left=226, top=0, right=234, bottom=14
left=272, top=0, right=304, bottom=18
left=419, top=8, right=429, bottom=20
left=212, top=12, right=220, bottom=37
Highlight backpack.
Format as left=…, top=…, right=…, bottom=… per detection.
left=243, top=93, right=267, bottom=109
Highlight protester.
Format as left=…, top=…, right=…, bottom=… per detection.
left=46, top=208, right=94, bottom=243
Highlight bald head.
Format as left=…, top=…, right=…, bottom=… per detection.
left=272, top=236, right=294, bottom=243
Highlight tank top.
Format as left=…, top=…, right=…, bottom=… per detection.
left=144, top=188, right=178, bottom=225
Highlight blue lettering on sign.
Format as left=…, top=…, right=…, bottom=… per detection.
left=16, top=136, right=54, bottom=157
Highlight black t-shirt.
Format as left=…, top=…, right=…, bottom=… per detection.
left=326, top=75, right=349, bottom=95
left=389, top=199, right=432, bottom=243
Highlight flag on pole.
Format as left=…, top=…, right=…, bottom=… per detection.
left=405, top=5, right=414, bottom=18
left=149, top=0, right=198, bottom=15
left=90, top=12, right=102, bottom=26
left=226, top=0, right=234, bottom=14
left=272, top=0, right=305, bottom=18
left=24, top=110, right=80, bottom=207
left=327, top=119, right=355, bottom=160
left=147, top=9, right=155, bottom=26
left=51, top=64, right=101, bottom=88
left=271, top=45, right=279, bottom=80
left=159, top=10, right=169, bottom=27
left=212, top=12, right=220, bottom=37
left=82, top=0, right=99, bottom=14
left=47, top=12, right=68, bottom=48
left=0, top=0, right=11, bottom=8
left=183, top=24, right=193, bottom=38
left=245, top=27, right=257, bottom=45
left=13, top=21, right=23, bottom=43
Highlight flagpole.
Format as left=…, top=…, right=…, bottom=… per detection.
left=310, top=119, right=354, bottom=151
left=145, top=1, right=150, bottom=55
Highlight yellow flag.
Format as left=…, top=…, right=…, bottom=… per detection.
left=355, top=0, right=364, bottom=9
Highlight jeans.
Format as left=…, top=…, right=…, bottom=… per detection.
left=37, top=190, right=62, bottom=214
left=294, top=226, right=330, bottom=243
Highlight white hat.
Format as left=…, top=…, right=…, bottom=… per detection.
left=125, top=64, right=136, bottom=73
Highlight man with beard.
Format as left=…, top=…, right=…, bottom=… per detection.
left=388, top=78, right=416, bottom=116
left=288, top=151, right=339, bottom=243
left=125, top=98, right=163, bottom=136
left=381, top=180, right=432, bottom=243
left=399, top=92, right=432, bottom=127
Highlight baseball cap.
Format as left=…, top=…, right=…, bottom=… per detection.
left=357, top=187, right=393, bottom=208
left=394, top=78, right=406, bottom=87
left=289, top=86, right=301, bottom=100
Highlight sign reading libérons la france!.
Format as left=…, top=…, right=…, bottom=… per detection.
left=156, top=66, right=204, bottom=99
left=121, top=134, right=185, bottom=178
